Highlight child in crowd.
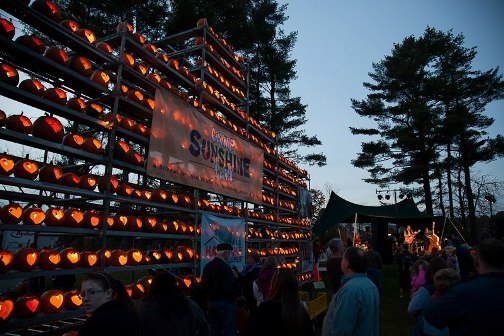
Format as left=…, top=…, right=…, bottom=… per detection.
left=422, top=268, right=461, bottom=336
left=410, top=259, right=429, bottom=298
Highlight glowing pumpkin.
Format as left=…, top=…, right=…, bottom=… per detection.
left=44, top=47, right=69, bottom=65
left=69, top=55, right=93, bottom=77
left=97, top=175, right=119, bottom=194
left=67, top=97, right=87, bottom=113
left=0, top=298, right=14, bottom=322
left=82, top=136, right=103, bottom=155
left=116, top=22, right=133, bottom=34
left=90, top=70, right=110, bottom=88
left=117, top=183, right=133, bottom=197
left=82, top=210, right=103, bottom=229
left=15, top=35, right=45, bottom=54
left=32, top=115, right=65, bottom=143
left=31, top=0, right=61, bottom=21
left=43, top=87, right=67, bottom=105
left=62, top=133, right=84, bottom=149
left=64, top=208, right=84, bottom=227
left=60, top=172, right=80, bottom=188
left=0, top=250, right=14, bottom=273
left=22, top=207, right=46, bottom=226
left=44, top=207, right=65, bottom=227
left=0, top=18, right=15, bottom=40
left=127, top=249, right=143, bottom=266
left=39, top=164, right=63, bottom=183
left=78, top=174, right=97, bottom=190
left=13, top=247, right=38, bottom=272
left=59, top=248, right=80, bottom=268
left=19, top=78, right=45, bottom=96
left=60, top=19, right=79, bottom=33
left=133, top=33, right=145, bottom=45
left=76, top=29, right=96, bottom=44
left=0, top=155, right=15, bottom=176
left=142, top=216, right=157, bottom=232
left=80, top=250, right=98, bottom=267
left=15, top=295, right=39, bottom=318
left=0, top=63, right=19, bottom=86
left=13, top=159, right=39, bottom=180
left=38, top=249, right=61, bottom=270
left=110, top=249, right=128, bottom=266
left=96, top=41, right=113, bottom=55
left=63, top=290, right=82, bottom=310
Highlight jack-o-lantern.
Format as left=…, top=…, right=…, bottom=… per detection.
left=15, top=35, right=45, bottom=54
left=111, top=139, right=130, bottom=161
left=126, top=283, right=145, bottom=300
left=19, top=78, right=45, bottom=96
left=31, top=0, right=61, bottom=22
left=110, top=249, right=128, bottom=266
left=177, top=194, right=192, bottom=208
left=86, top=103, right=104, bottom=119
left=166, top=191, right=179, bottom=205
left=143, top=98, right=155, bottom=110
left=142, top=216, right=157, bottom=232
left=13, top=247, right=38, bottom=272
left=67, top=97, right=86, bottom=113
left=64, top=208, right=84, bottom=227
left=59, top=247, right=80, bottom=268
left=127, top=216, right=142, bottom=231
left=60, top=19, right=79, bottom=33
left=97, top=249, right=111, bottom=266
left=15, top=295, right=39, bottom=318
left=143, top=43, right=157, bottom=54
left=63, top=290, right=82, bottom=310
left=116, top=22, right=133, bottom=34
left=44, top=47, right=69, bottom=65
left=90, top=70, right=110, bottom=88
left=117, top=183, right=133, bottom=197
left=160, top=248, right=173, bottom=263
left=176, top=220, right=188, bottom=235
left=0, top=63, right=19, bottom=86
left=147, top=72, right=161, bottom=83
left=127, top=151, right=144, bottom=166
left=95, top=41, right=113, bottom=55
left=0, top=298, right=14, bottom=322
left=82, top=136, right=103, bottom=155
left=123, top=53, right=134, bottom=67
left=22, top=207, right=46, bottom=226
left=43, top=87, right=67, bottom=105
left=60, top=172, right=80, bottom=188
left=127, top=249, right=143, bottom=266
left=176, top=246, right=194, bottom=262
left=44, top=207, right=65, bottom=227
left=133, top=32, right=145, bottom=45
left=156, top=220, right=168, bottom=234
left=80, top=250, right=98, bottom=267
left=139, top=275, right=153, bottom=291
left=127, top=90, right=144, bottom=104
left=39, top=164, right=63, bottom=183
left=13, top=159, right=39, bottom=180
left=97, top=175, right=119, bottom=194
left=119, top=116, right=135, bottom=131
left=78, top=174, right=97, bottom=190
left=0, top=18, right=15, bottom=40
left=151, top=190, right=167, bottom=203
left=115, top=83, right=129, bottom=97
left=165, top=220, right=178, bottom=234
left=82, top=210, right=103, bottom=229
left=62, top=133, right=84, bottom=149
left=111, top=215, right=127, bottom=231
left=40, top=290, right=64, bottom=314
left=133, top=123, right=149, bottom=137
left=147, top=250, right=162, bottom=263
left=0, top=250, right=14, bottom=273
left=6, top=114, right=32, bottom=134
left=0, top=155, right=14, bottom=176
left=157, top=52, right=169, bottom=63
left=76, top=29, right=96, bottom=44
left=135, top=63, right=148, bottom=75
left=38, top=249, right=61, bottom=270
left=69, top=55, right=93, bottom=77
left=32, top=115, right=65, bottom=143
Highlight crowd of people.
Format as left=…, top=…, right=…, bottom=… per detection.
left=55, top=231, right=504, bottom=336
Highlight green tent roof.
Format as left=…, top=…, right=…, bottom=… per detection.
left=313, top=192, right=433, bottom=234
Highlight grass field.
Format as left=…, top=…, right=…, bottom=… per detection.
left=311, top=263, right=415, bottom=336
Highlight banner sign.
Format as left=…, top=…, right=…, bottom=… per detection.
left=147, top=90, right=264, bottom=203
left=200, top=213, right=246, bottom=277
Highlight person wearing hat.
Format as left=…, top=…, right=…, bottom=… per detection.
left=201, top=243, right=238, bottom=336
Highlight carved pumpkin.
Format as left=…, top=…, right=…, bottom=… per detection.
left=95, top=41, right=113, bottom=55
left=127, top=90, right=143, bottom=104
left=136, top=216, right=154, bottom=233
left=147, top=72, right=161, bottom=83
left=165, top=220, right=178, bottom=234
left=157, top=53, right=169, bottom=63
left=135, top=63, right=148, bottom=75
left=40, top=289, right=64, bottom=314
left=0, top=298, right=14, bottom=322
left=15, top=295, right=39, bottom=318
left=156, top=220, right=168, bottom=234
left=133, top=123, right=149, bottom=137
left=82, top=136, right=103, bottom=155
left=143, top=98, right=155, bottom=110
left=32, top=115, right=65, bottom=143
left=22, top=207, right=46, bottom=226
left=76, top=29, right=96, bottom=44
left=39, top=163, right=63, bottom=183
left=119, top=116, right=135, bottom=131
left=127, top=249, right=143, bottom=266
left=166, top=191, right=179, bottom=205
left=80, top=250, right=98, bottom=267
left=82, top=210, right=103, bottom=229
left=97, top=249, right=111, bottom=266
left=110, top=139, right=130, bottom=161
left=0, top=155, right=15, bottom=176
left=13, top=159, right=39, bottom=180
left=86, top=103, right=104, bottom=119
left=115, top=83, right=129, bottom=97
left=126, top=283, right=145, bottom=300
left=148, top=250, right=162, bottom=263
left=177, top=194, right=192, bottom=208
left=31, top=0, right=61, bottom=21
left=90, top=70, right=110, bottom=88
left=59, top=247, right=80, bottom=268
left=127, top=151, right=144, bottom=166
left=13, top=247, right=38, bottom=272
left=69, top=55, right=93, bottom=77
left=110, top=249, right=128, bottom=266
left=44, top=207, right=65, bottom=227
left=19, top=78, right=45, bottom=96
left=43, top=87, right=67, bottom=105
left=127, top=216, right=142, bottom=231
left=0, top=18, right=15, bottom=40
left=0, top=250, right=14, bottom=273
left=78, top=174, right=97, bottom=190
left=62, top=133, right=84, bottom=149
left=15, top=35, right=45, bottom=54
left=63, top=290, right=82, bottom=310
left=117, top=183, right=133, bottom=197
left=133, top=33, right=145, bottom=45
left=151, top=190, right=167, bottom=203
left=112, top=215, right=128, bottom=231
left=0, top=63, right=19, bottom=86
left=44, top=47, right=69, bottom=65
left=116, top=22, right=133, bottom=34
left=6, top=114, right=32, bottom=134
left=139, top=275, right=153, bottom=291
left=97, top=175, right=119, bottom=194
left=38, top=249, right=61, bottom=270
left=67, top=97, right=87, bottom=113
left=64, top=208, right=84, bottom=227
left=60, top=19, right=79, bottom=33
left=60, top=172, right=80, bottom=188
left=143, top=43, right=157, bottom=54
left=176, top=220, right=188, bottom=235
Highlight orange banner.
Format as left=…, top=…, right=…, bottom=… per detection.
left=147, top=90, right=264, bottom=204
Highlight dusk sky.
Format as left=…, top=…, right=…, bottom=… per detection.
left=278, top=0, right=504, bottom=212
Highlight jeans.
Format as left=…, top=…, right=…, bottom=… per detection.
left=207, top=300, right=237, bottom=336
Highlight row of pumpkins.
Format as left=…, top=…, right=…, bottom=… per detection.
left=247, top=246, right=300, bottom=257
left=247, top=227, right=311, bottom=240
left=0, top=272, right=198, bottom=321
left=0, top=246, right=196, bottom=273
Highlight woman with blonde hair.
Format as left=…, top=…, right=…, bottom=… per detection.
left=247, top=269, right=313, bottom=336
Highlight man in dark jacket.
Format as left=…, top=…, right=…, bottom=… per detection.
left=423, top=238, right=504, bottom=336
left=201, top=243, right=237, bottom=336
